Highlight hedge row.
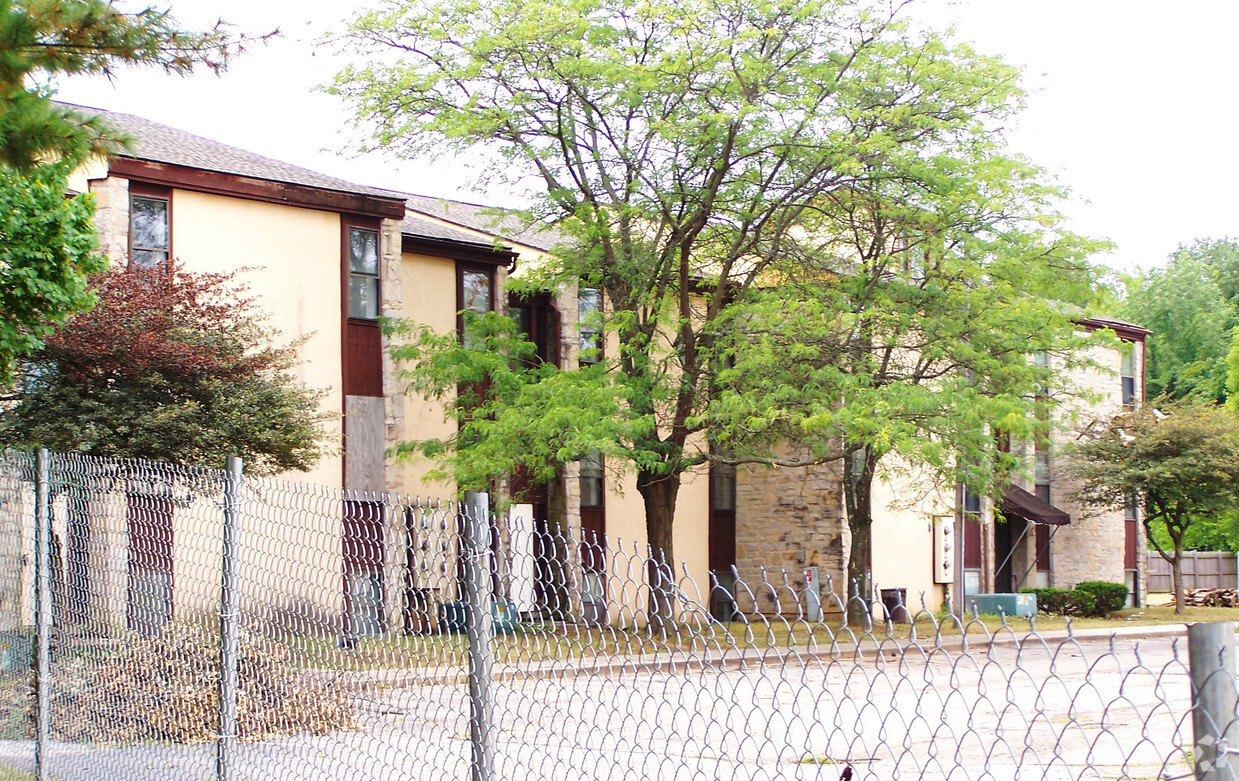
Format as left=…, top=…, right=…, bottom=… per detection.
left=1021, top=581, right=1128, bottom=618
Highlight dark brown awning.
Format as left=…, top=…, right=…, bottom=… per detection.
left=1000, top=485, right=1071, bottom=526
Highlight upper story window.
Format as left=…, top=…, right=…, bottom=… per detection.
left=963, top=486, right=982, bottom=519
left=455, top=263, right=495, bottom=352
left=461, top=269, right=492, bottom=316
left=1034, top=445, right=1051, bottom=504
left=580, top=452, right=604, bottom=508
left=1120, top=342, right=1137, bottom=407
left=578, top=286, right=602, bottom=366
left=1033, top=351, right=1050, bottom=398
left=347, top=227, right=380, bottom=320
left=712, top=461, right=736, bottom=513
left=130, top=193, right=169, bottom=269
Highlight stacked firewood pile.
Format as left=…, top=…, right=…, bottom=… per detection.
left=1183, top=588, right=1239, bottom=607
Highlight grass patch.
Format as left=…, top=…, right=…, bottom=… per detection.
left=281, top=603, right=1225, bottom=671
left=0, top=764, right=33, bottom=781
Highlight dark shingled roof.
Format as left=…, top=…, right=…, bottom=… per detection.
left=401, top=210, right=504, bottom=248
left=403, top=193, right=564, bottom=252
left=1081, top=314, right=1151, bottom=335
left=59, top=102, right=405, bottom=202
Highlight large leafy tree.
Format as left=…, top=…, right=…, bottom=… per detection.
left=1068, top=402, right=1239, bottom=614
left=1121, top=239, right=1239, bottom=404
left=710, top=175, right=1099, bottom=609
left=338, top=0, right=1100, bottom=614
left=0, top=262, right=326, bottom=475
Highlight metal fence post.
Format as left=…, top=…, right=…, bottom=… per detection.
left=463, top=491, right=494, bottom=781
left=217, top=457, right=243, bottom=781
left=1189, top=621, right=1239, bottom=780
left=34, top=448, right=50, bottom=781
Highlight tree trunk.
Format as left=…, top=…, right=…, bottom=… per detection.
left=1172, top=537, right=1185, bottom=615
left=637, top=470, right=680, bottom=633
left=842, top=448, right=877, bottom=625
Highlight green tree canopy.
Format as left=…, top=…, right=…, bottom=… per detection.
left=0, top=262, right=326, bottom=475
left=0, top=161, right=102, bottom=386
left=339, top=0, right=1104, bottom=614
left=0, top=0, right=251, bottom=170
left=1068, top=401, right=1239, bottom=613
left=0, top=0, right=266, bottom=383
left=1122, top=238, right=1239, bottom=403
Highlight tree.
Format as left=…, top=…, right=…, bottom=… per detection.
left=1068, top=402, right=1239, bottom=614
left=0, top=261, right=326, bottom=475
left=0, top=160, right=103, bottom=386
left=338, top=0, right=1100, bottom=616
left=0, top=0, right=251, bottom=170
left=708, top=175, right=1100, bottom=612
left=1122, top=239, right=1239, bottom=403
left=0, top=0, right=268, bottom=382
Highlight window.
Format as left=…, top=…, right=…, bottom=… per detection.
left=1034, top=445, right=1051, bottom=504
left=458, top=265, right=494, bottom=348
left=578, top=286, right=602, bottom=365
left=130, top=194, right=169, bottom=269
left=1124, top=495, right=1139, bottom=572
left=711, top=462, right=736, bottom=513
left=347, top=227, right=380, bottom=320
left=579, top=451, right=606, bottom=578
left=1034, top=351, right=1050, bottom=398
left=580, top=452, right=604, bottom=508
left=1120, top=342, right=1136, bottom=407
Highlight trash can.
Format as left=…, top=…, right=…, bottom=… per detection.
left=880, top=587, right=910, bottom=623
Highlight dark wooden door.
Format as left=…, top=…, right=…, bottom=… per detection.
left=126, top=493, right=173, bottom=635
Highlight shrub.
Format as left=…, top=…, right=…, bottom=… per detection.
left=1021, top=587, right=1097, bottom=617
left=1075, top=581, right=1128, bottom=615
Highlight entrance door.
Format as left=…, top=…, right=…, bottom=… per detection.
left=994, top=516, right=1024, bottom=594
left=343, top=501, right=385, bottom=637
left=127, top=493, right=173, bottom=635
left=579, top=453, right=606, bottom=624
left=708, top=462, right=738, bottom=620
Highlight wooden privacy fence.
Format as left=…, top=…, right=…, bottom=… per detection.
left=1147, top=550, right=1239, bottom=592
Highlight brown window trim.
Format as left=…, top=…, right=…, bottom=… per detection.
left=128, top=181, right=172, bottom=270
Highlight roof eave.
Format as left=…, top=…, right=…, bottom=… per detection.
left=109, top=157, right=408, bottom=220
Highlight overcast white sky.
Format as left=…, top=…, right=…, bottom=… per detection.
left=49, top=0, right=1239, bottom=274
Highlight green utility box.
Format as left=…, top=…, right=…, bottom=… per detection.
left=965, top=593, right=1036, bottom=618
left=439, top=600, right=519, bottom=634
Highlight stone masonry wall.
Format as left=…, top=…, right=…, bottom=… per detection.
left=1049, top=339, right=1146, bottom=595
left=89, top=175, right=129, bottom=264
left=734, top=458, right=847, bottom=614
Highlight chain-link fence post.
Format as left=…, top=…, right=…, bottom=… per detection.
left=463, top=491, right=494, bottom=781
left=217, top=456, right=243, bottom=781
left=1189, top=620, right=1239, bottom=780
left=34, top=448, right=50, bottom=781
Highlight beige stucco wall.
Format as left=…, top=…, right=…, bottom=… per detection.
left=152, top=188, right=345, bottom=488
left=393, top=250, right=463, bottom=498
left=79, top=180, right=355, bottom=624
left=870, top=465, right=953, bottom=615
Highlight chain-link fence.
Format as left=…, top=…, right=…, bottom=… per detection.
left=0, top=449, right=1234, bottom=780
